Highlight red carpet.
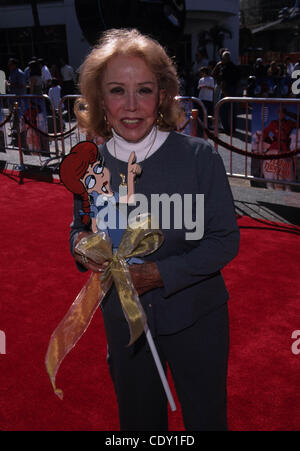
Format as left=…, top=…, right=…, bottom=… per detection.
left=1, top=172, right=300, bottom=431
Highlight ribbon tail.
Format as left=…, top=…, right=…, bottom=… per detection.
left=111, top=258, right=147, bottom=346
left=45, top=272, right=108, bottom=399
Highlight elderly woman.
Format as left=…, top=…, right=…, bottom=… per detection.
left=70, top=28, right=239, bottom=431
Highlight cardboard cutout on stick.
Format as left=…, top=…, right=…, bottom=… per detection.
left=45, top=141, right=176, bottom=411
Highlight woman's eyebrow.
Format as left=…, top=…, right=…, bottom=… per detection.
left=106, top=81, right=155, bottom=85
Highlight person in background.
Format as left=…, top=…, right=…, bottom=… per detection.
left=246, top=76, right=258, bottom=97
left=24, top=56, right=37, bottom=91
left=24, top=62, right=31, bottom=88
left=6, top=58, right=26, bottom=139
left=50, top=63, right=63, bottom=86
left=60, top=58, right=76, bottom=119
left=267, top=60, right=281, bottom=79
left=293, top=58, right=300, bottom=72
left=218, top=51, right=240, bottom=98
left=197, top=66, right=215, bottom=118
left=48, top=77, right=65, bottom=134
left=59, top=58, right=76, bottom=97
left=211, top=48, right=229, bottom=105
left=266, top=60, right=282, bottom=96
left=29, top=60, right=43, bottom=95
left=214, top=51, right=240, bottom=133
left=253, top=58, right=266, bottom=80
left=284, top=56, right=294, bottom=77
left=48, top=78, right=62, bottom=111
left=6, top=58, right=26, bottom=95
left=38, top=58, right=52, bottom=92
left=251, top=58, right=267, bottom=97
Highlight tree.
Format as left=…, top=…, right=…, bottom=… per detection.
left=207, top=25, right=232, bottom=60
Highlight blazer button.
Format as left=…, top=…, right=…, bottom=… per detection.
left=148, top=304, right=152, bottom=308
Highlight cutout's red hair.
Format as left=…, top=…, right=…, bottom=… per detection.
left=59, top=141, right=99, bottom=224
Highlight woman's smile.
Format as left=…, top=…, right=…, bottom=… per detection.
left=121, top=118, right=144, bottom=128
left=101, top=55, right=164, bottom=142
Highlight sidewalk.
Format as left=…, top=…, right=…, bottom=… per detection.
left=210, top=112, right=300, bottom=226
left=229, top=177, right=300, bottom=226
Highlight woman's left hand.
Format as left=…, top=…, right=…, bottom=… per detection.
left=129, top=262, right=163, bottom=296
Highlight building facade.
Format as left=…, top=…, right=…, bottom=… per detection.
left=0, top=0, right=239, bottom=71
left=240, top=0, right=300, bottom=57
left=240, top=0, right=296, bottom=26
left=185, top=0, right=239, bottom=64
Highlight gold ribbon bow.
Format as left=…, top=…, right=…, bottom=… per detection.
left=45, top=215, right=164, bottom=399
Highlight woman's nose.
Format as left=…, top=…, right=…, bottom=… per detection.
left=125, top=92, right=137, bottom=111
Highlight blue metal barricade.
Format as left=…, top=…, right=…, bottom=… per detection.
left=0, top=94, right=60, bottom=169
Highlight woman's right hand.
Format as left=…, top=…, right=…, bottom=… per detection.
left=74, top=231, right=109, bottom=273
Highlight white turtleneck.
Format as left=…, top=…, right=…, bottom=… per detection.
left=106, top=127, right=170, bottom=163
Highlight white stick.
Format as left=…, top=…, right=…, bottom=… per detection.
left=144, top=324, right=176, bottom=412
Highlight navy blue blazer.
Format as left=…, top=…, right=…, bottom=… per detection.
left=70, top=132, right=240, bottom=336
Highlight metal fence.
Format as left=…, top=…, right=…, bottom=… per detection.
left=212, top=97, right=300, bottom=190
left=175, top=96, right=208, bottom=139
left=0, top=94, right=58, bottom=154
left=0, top=94, right=86, bottom=172
left=1, top=93, right=299, bottom=190
left=0, top=94, right=208, bottom=171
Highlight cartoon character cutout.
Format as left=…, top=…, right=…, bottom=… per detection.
left=59, top=141, right=142, bottom=253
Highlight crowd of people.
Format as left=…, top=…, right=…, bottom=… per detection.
left=4, top=50, right=299, bottom=120
left=179, top=48, right=241, bottom=133
left=4, top=56, right=77, bottom=111
left=2, top=49, right=300, bottom=142
left=178, top=49, right=300, bottom=134
left=0, top=56, right=78, bottom=152
left=179, top=48, right=240, bottom=100
left=247, top=56, right=298, bottom=98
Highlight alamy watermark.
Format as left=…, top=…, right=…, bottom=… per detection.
left=291, top=330, right=300, bottom=355
left=0, top=330, right=6, bottom=354
left=94, top=188, right=205, bottom=241
left=291, top=71, right=300, bottom=94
